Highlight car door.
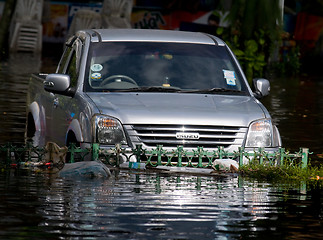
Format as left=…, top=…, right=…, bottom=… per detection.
left=49, top=38, right=83, bottom=146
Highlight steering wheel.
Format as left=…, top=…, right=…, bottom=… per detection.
left=100, top=75, right=137, bottom=87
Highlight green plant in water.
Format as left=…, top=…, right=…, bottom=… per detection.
left=240, top=160, right=323, bottom=184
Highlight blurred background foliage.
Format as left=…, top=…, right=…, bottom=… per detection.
left=214, top=0, right=284, bottom=81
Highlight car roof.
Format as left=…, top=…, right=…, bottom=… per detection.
left=77, top=29, right=225, bottom=46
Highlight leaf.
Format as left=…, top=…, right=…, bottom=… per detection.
left=233, top=35, right=239, bottom=45
left=259, top=38, right=265, bottom=45
left=256, top=54, right=265, bottom=62
left=247, top=62, right=254, bottom=68
left=245, top=40, right=258, bottom=53
left=253, top=64, right=262, bottom=71
left=216, top=27, right=224, bottom=35
left=233, top=49, right=244, bottom=56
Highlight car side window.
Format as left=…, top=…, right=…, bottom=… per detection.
left=66, top=51, right=77, bottom=88
left=56, top=47, right=72, bottom=74
left=57, top=38, right=83, bottom=89
left=70, top=39, right=83, bottom=88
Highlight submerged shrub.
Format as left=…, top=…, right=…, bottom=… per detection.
left=239, top=160, right=323, bottom=184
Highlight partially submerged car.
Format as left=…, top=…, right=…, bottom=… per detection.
left=25, top=29, right=281, bottom=163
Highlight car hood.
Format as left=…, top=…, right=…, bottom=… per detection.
left=86, top=92, right=267, bottom=127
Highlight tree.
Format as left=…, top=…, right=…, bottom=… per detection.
left=219, top=0, right=283, bottom=80
left=228, top=0, right=282, bottom=40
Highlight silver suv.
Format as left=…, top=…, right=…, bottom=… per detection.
left=26, top=29, right=281, bottom=157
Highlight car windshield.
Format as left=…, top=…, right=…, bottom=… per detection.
left=84, top=41, right=248, bottom=94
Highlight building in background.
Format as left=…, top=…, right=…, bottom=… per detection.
left=0, top=0, right=323, bottom=69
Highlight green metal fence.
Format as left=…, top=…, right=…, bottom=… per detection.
left=99, top=145, right=310, bottom=169
left=0, top=142, right=310, bottom=170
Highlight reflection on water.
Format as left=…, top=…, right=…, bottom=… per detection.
left=0, top=170, right=322, bottom=239
left=262, top=75, right=323, bottom=153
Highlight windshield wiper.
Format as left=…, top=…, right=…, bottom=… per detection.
left=180, top=88, right=243, bottom=94
left=111, top=87, right=244, bottom=94
left=113, top=86, right=181, bottom=92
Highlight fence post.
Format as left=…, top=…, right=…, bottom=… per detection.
left=239, top=147, right=244, bottom=167
left=134, top=145, right=142, bottom=163
left=197, top=147, right=204, bottom=168
left=157, top=145, right=162, bottom=166
left=92, top=143, right=100, bottom=161
left=259, top=148, right=263, bottom=164
left=219, top=146, right=224, bottom=159
left=69, top=143, right=76, bottom=163
left=26, top=142, right=32, bottom=162
left=279, top=148, right=285, bottom=166
left=177, top=146, right=183, bottom=167
left=301, top=148, right=309, bottom=169
left=6, top=143, right=11, bottom=164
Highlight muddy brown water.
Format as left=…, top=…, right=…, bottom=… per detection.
left=0, top=53, right=322, bottom=239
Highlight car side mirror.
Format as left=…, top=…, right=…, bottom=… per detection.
left=44, top=74, right=75, bottom=97
left=253, top=78, right=270, bottom=99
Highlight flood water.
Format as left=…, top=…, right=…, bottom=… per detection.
left=0, top=53, right=322, bottom=239
left=0, top=170, right=322, bottom=240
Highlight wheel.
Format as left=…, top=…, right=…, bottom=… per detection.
left=100, top=75, right=137, bottom=87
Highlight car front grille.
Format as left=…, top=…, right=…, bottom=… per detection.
left=124, top=124, right=247, bottom=150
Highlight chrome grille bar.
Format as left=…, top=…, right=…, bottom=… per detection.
left=125, top=124, right=247, bottom=149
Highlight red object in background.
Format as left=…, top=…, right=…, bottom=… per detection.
left=294, top=12, right=323, bottom=42
left=163, top=10, right=207, bottom=29
left=132, top=9, right=208, bottom=30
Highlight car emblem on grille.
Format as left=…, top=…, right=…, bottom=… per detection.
left=176, top=132, right=200, bottom=140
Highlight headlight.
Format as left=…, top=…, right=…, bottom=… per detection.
left=245, top=119, right=273, bottom=147
left=93, top=115, right=127, bottom=145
